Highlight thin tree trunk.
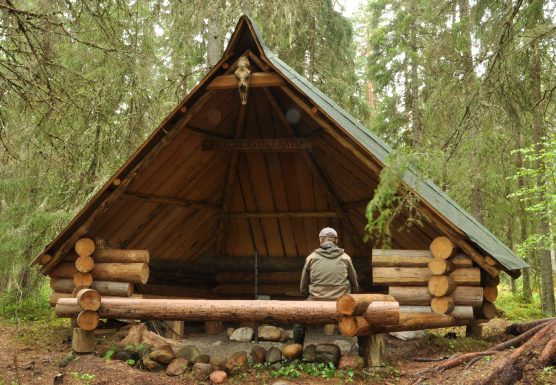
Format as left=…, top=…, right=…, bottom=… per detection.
left=518, top=129, right=532, bottom=299
left=531, top=41, right=555, bottom=316
left=309, top=17, right=316, bottom=84
left=207, top=3, right=223, bottom=69
left=241, top=1, right=251, bottom=17
left=410, top=1, right=419, bottom=148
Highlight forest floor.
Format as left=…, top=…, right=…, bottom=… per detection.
left=0, top=317, right=554, bottom=385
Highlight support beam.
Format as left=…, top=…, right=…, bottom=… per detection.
left=183, top=125, right=231, bottom=140
left=121, top=192, right=221, bottom=210
left=342, top=199, right=370, bottom=211
left=263, top=87, right=371, bottom=258
left=229, top=211, right=337, bottom=218
left=206, top=72, right=286, bottom=90
left=362, top=334, right=386, bottom=367
left=41, top=90, right=217, bottom=275
left=214, top=104, right=248, bottom=255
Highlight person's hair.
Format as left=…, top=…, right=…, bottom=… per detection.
left=319, top=232, right=337, bottom=243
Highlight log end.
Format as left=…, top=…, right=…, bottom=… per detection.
left=338, top=316, right=359, bottom=337
left=74, top=272, right=93, bottom=287
left=77, top=310, right=100, bottom=331
left=430, top=237, right=459, bottom=259
left=77, top=289, right=101, bottom=311
left=76, top=256, right=95, bottom=273
left=75, top=238, right=95, bottom=257
left=483, top=286, right=498, bottom=303
left=431, top=296, right=455, bottom=314
left=337, top=294, right=356, bottom=315
left=429, top=275, right=457, bottom=297
left=140, top=264, right=150, bottom=284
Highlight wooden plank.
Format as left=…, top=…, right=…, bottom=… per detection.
left=202, top=138, right=312, bottom=151
left=225, top=179, right=256, bottom=258
left=206, top=72, right=286, bottom=90
left=121, top=192, right=221, bottom=210
left=41, top=90, right=217, bottom=275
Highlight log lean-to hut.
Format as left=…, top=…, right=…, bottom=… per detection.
left=31, top=16, right=528, bottom=364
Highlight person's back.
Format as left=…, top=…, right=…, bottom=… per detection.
left=295, top=228, right=359, bottom=348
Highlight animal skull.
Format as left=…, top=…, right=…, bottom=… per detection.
left=234, top=56, right=251, bottom=105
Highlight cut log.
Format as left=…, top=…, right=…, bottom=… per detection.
left=449, top=268, right=481, bottom=286
left=75, top=256, right=94, bottom=273
left=77, top=310, right=99, bottom=330
left=483, top=286, right=498, bottom=302
left=431, top=297, right=455, bottom=314
left=76, top=289, right=101, bottom=311
left=75, top=238, right=95, bottom=257
left=336, top=294, right=397, bottom=316
left=72, top=328, right=94, bottom=353
left=399, top=305, right=472, bottom=320
left=50, top=292, right=72, bottom=307
left=389, top=286, right=483, bottom=307
left=39, top=254, right=52, bottom=265
left=74, top=273, right=93, bottom=287
left=212, top=284, right=301, bottom=297
left=473, top=302, right=496, bottom=320
left=64, top=249, right=150, bottom=264
left=373, top=267, right=480, bottom=286
left=202, top=256, right=373, bottom=276
left=339, top=312, right=457, bottom=337
left=428, top=259, right=456, bottom=275
left=361, top=334, right=386, bottom=367
left=52, top=279, right=133, bottom=297
left=55, top=298, right=342, bottom=324
left=430, top=237, right=460, bottom=259
left=428, top=276, right=457, bottom=297
left=215, top=271, right=302, bottom=284
left=349, top=301, right=399, bottom=326
left=205, top=321, right=223, bottom=335
left=372, top=250, right=473, bottom=268
left=50, top=263, right=149, bottom=284
left=73, top=285, right=90, bottom=297
left=140, top=284, right=219, bottom=299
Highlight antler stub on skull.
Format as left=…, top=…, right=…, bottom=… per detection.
left=234, top=56, right=252, bottom=105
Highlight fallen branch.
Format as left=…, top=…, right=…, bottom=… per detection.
left=410, top=377, right=428, bottom=385
left=412, top=355, right=453, bottom=362
left=537, top=329, right=556, bottom=366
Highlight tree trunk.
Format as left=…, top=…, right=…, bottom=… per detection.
left=207, top=1, right=223, bottom=69
left=410, top=0, right=420, bottom=148
left=55, top=298, right=342, bottom=324
left=309, top=17, right=316, bottom=84
left=531, top=40, right=555, bottom=316
left=518, top=129, right=532, bottom=299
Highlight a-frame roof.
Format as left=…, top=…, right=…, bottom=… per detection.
left=34, top=16, right=527, bottom=276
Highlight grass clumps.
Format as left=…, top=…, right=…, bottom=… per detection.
left=495, top=287, right=543, bottom=321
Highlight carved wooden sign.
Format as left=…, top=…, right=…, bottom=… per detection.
left=202, top=138, right=312, bottom=151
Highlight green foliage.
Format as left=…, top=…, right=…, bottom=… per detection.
left=364, top=149, right=425, bottom=248
left=495, top=287, right=543, bottom=321
left=126, top=359, right=136, bottom=366
left=71, top=372, right=96, bottom=385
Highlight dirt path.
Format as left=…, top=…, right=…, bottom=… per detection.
left=2, top=318, right=551, bottom=385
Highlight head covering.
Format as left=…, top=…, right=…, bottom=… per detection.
left=319, top=227, right=338, bottom=238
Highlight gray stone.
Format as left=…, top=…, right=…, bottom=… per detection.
left=59, top=351, right=79, bottom=367
left=266, top=346, right=282, bottom=363
left=140, top=344, right=151, bottom=358
left=389, top=330, right=428, bottom=340
left=209, top=356, right=228, bottom=373
left=176, top=345, right=200, bottom=361
left=268, top=362, right=282, bottom=370
left=287, top=330, right=294, bottom=340
left=229, top=327, right=254, bottom=342
left=192, top=363, right=215, bottom=381
left=302, top=344, right=317, bottom=362
left=227, top=328, right=235, bottom=338
left=258, top=326, right=282, bottom=342
left=149, top=345, right=175, bottom=364
left=279, top=331, right=289, bottom=342
left=212, top=341, right=223, bottom=346
left=316, top=344, right=341, bottom=368
left=194, top=354, right=210, bottom=364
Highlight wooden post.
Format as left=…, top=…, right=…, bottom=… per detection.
left=239, top=321, right=256, bottom=329
left=466, top=324, right=483, bottom=339
left=165, top=321, right=184, bottom=340
left=323, top=324, right=337, bottom=336
left=362, top=334, right=386, bottom=367
left=72, top=328, right=94, bottom=353
left=205, top=321, right=223, bottom=335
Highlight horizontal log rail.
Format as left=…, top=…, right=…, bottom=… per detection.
left=121, top=192, right=221, bottom=210
left=206, top=72, right=286, bottom=89
left=56, top=298, right=343, bottom=324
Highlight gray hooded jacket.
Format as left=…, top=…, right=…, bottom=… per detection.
left=300, top=242, right=359, bottom=301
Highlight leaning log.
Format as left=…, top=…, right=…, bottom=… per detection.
left=215, top=271, right=302, bottom=285
left=55, top=299, right=343, bottom=324
left=373, top=267, right=480, bottom=286
left=49, top=263, right=149, bottom=284
left=212, top=284, right=301, bottom=297
left=50, top=279, right=134, bottom=297
left=139, top=284, right=219, bottom=299
left=388, top=286, right=483, bottom=307
left=64, top=249, right=150, bottom=264
left=372, top=250, right=473, bottom=268
left=336, top=294, right=397, bottom=316
left=339, top=312, right=457, bottom=337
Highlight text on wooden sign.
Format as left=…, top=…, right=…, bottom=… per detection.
left=202, top=138, right=312, bottom=151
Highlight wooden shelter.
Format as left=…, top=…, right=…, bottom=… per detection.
left=32, top=17, right=527, bottom=352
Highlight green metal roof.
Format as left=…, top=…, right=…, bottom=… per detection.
left=243, top=16, right=528, bottom=271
